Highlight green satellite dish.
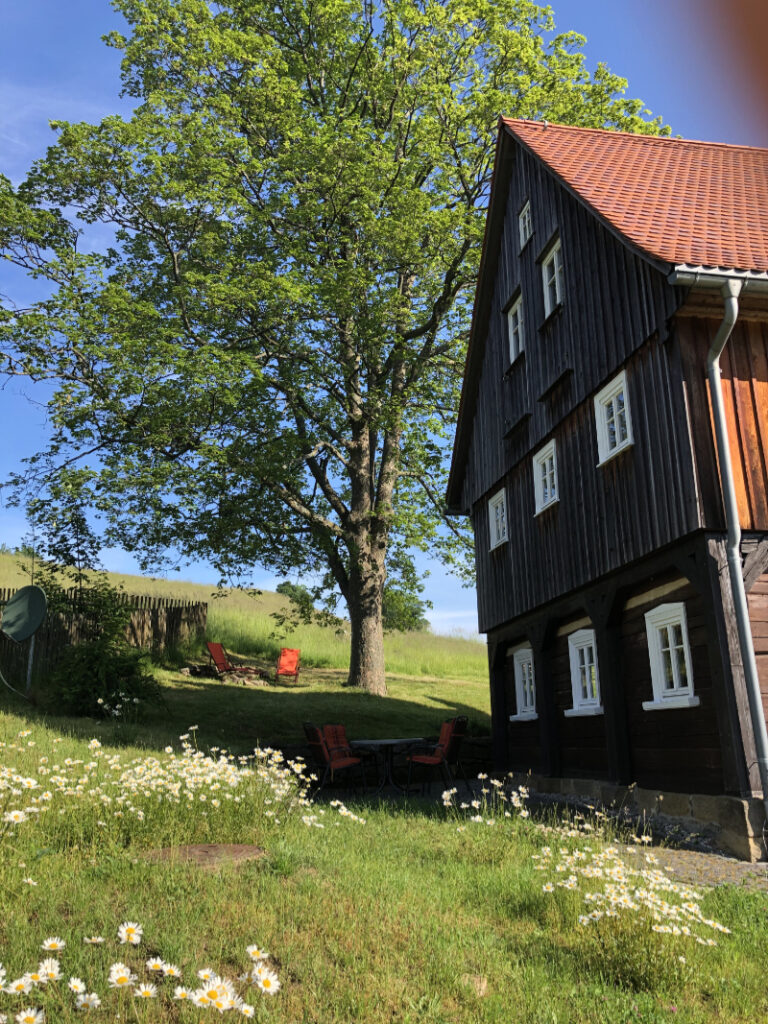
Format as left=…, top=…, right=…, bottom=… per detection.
left=2, top=585, right=47, bottom=644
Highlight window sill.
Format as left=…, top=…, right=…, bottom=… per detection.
left=642, top=695, right=700, bottom=711
left=534, top=497, right=559, bottom=518
left=489, top=539, right=508, bottom=552
left=564, top=705, right=604, bottom=718
left=597, top=439, right=633, bottom=467
left=509, top=712, right=538, bottom=722
left=539, top=302, right=564, bottom=331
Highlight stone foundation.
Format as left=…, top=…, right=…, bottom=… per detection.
left=506, top=771, right=768, bottom=861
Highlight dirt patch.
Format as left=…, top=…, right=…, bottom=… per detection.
left=144, top=844, right=267, bottom=870
left=640, top=846, right=768, bottom=892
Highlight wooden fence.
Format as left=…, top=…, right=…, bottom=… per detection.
left=0, top=589, right=207, bottom=692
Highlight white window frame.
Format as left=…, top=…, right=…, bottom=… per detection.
left=518, top=200, right=533, bottom=250
left=509, top=645, right=537, bottom=721
left=506, top=294, right=525, bottom=363
left=488, top=488, right=508, bottom=550
left=565, top=629, right=603, bottom=717
left=642, top=602, right=700, bottom=711
left=595, top=370, right=634, bottom=465
left=542, top=239, right=564, bottom=318
left=533, top=439, right=558, bottom=514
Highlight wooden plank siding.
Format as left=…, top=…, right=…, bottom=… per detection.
left=677, top=315, right=768, bottom=532
left=620, top=581, right=724, bottom=793
left=503, top=655, right=542, bottom=772
left=472, top=335, right=700, bottom=633
left=458, top=142, right=681, bottom=517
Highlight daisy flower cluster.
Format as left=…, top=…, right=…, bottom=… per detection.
left=0, top=922, right=281, bottom=1021
left=534, top=843, right=732, bottom=946
left=0, top=728, right=364, bottom=849
left=441, top=774, right=529, bottom=828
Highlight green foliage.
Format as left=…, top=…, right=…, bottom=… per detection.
left=382, top=585, right=430, bottom=632
left=36, top=565, right=162, bottom=720
left=0, top=0, right=669, bottom=689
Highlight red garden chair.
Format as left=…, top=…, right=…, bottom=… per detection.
left=276, top=647, right=301, bottom=684
left=303, top=722, right=366, bottom=791
left=206, top=642, right=260, bottom=680
left=406, top=716, right=470, bottom=795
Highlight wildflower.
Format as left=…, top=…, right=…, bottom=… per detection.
left=14, top=1010, right=44, bottom=1024
left=117, top=922, right=142, bottom=945
left=255, top=970, right=280, bottom=995
left=4, top=811, right=28, bottom=824
left=68, top=978, right=86, bottom=994
left=87, top=740, right=101, bottom=750
left=82, top=937, right=104, bottom=945
left=38, top=960, right=60, bottom=982
left=197, top=968, right=216, bottom=981
left=23, top=971, right=44, bottom=988
left=145, top=958, right=165, bottom=973
left=542, top=883, right=554, bottom=893
left=162, top=963, right=181, bottom=978
left=241, top=1004, right=256, bottom=1018
left=107, top=963, right=136, bottom=989
left=246, top=945, right=268, bottom=962
left=75, top=993, right=101, bottom=1010
left=5, top=978, right=32, bottom=996
left=134, top=983, right=157, bottom=999
left=40, top=938, right=65, bottom=953
left=22, top=879, right=36, bottom=887
left=173, top=986, right=192, bottom=1000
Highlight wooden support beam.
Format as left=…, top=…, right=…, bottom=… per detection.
left=742, top=537, right=768, bottom=593
left=528, top=620, right=560, bottom=778
left=487, top=641, right=509, bottom=773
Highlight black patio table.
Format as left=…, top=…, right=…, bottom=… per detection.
left=349, top=737, right=424, bottom=793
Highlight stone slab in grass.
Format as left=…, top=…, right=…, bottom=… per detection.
left=144, top=844, right=266, bottom=870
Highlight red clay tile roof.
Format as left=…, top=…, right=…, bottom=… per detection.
left=502, top=118, right=768, bottom=273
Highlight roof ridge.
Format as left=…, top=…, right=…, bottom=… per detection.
left=501, top=117, right=768, bottom=155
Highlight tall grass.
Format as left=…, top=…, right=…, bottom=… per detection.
left=0, top=553, right=487, bottom=680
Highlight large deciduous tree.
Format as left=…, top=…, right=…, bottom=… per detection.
left=0, top=0, right=666, bottom=694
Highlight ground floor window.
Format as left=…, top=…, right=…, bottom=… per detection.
left=642, top=602, right=699, bottom=710
left=510, top=645, right=537, bottom=721
left=565, top=628, right=603, bottom=716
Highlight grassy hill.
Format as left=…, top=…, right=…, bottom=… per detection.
left=0, top=551, right=488, bottom=681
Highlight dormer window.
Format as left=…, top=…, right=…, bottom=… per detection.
left=518, top=201, right=533, bottom=250
left=506, top=294, right=525, bottom=363
left=595, top=370, right=633, bottom=464
left=488, top=488, right=508, bottom=549
left=533, top=439, right=558, bottom=514
left=542, top=239, right=564, bottom=318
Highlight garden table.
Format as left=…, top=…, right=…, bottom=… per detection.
left=349, top=737, right=424, bottom=794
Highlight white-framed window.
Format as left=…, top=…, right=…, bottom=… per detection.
left=507, top=295, right=525, bottom=363
left=518, top=200, right=533, bottom=250
left=509, top=645, right=537, bottom=721
left=542, top=239, right=564, bottom=318
left=488, top=488, right=508, bottom=550
left=533, top=439, right=558, bottom=514
left=595, top=370, right=633, bottom=464
left=642, top=603, right=700, bottom=710
left=565, top=629, right=603, bottom=717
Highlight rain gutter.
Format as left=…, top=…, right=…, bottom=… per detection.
left=670, top=267, right=768, bottom=830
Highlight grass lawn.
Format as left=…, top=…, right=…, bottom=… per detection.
left=1, top=688, right=768, bottom=1023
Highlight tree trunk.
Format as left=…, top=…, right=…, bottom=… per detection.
left=347, top=570, right=387, bottom=696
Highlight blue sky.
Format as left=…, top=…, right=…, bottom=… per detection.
left=0, top=1, right=764, bottom=636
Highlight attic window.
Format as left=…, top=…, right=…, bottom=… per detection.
left=518, top=201, right=533, bottom=250
left=542, top=239, right=564, bottom=317
left=595, top=370, right=633, bottom=464
left=506, top=294, right=525, bottom=363
left=488, top=488, right=508, bottom=550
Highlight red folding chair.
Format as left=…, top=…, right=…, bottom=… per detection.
left=276, top=647, right=301, bottom=683
left=303, top=722, right=365, bottom=790
left=206, top=641, right=259, bottom=680
left=406, top=716, right=470, bottom=794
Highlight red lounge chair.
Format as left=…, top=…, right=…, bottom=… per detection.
left=303, top=722, right=365, bottom=790
left=276, top=647, right=301, bottom=683
left=206, top=641, right=259, bottom=680
left=406, top=716, right=470, bottom=794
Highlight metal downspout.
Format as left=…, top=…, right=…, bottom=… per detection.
left=707, top=278, right=768, bottom=829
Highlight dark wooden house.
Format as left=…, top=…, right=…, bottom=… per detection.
left=447, top=120, right=768, bottom=855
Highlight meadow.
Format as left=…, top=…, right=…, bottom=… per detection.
left=1, top=558, right=767, bottom=1022
left=1, top=701, right=767, bottom=1024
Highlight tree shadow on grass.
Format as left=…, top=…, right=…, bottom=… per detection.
left=0, top=672, right=491, bottom=758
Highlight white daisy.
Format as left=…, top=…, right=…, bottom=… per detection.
left=255, top=970, right=280, bottom=996
left=134, top=983, right=157, bottom=999
left=117, top=922, right=142, bottom=945
left=40, top=938, right=65, bottom=953
left=75, top=993, right=101, bottom=1010
left=107, top=963, right=136, bottom=989
left=14, top=1011, right=44, bottom=1024
left=68, top=978, right=86, bottom=994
